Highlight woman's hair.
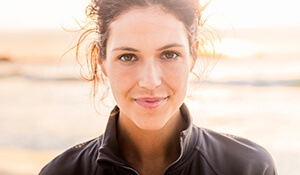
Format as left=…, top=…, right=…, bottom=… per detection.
left=75, top=0, right=217, bottom=101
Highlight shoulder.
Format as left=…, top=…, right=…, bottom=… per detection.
left=193, top=126, right=277, bottom=175
left=39, top=137, right=101, bottom=175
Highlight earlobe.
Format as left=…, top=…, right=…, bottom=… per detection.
left=190, top=58, right=196, bottom=72
left=94, top=44, right=108, bottom=77
left=100, top=60, right=108, bottom=77
left=190, top=41, right=199, bottom=72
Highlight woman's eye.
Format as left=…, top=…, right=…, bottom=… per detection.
left=119, top=54, right=137, bottom=62
left=162, top=51, right=179, bottom=60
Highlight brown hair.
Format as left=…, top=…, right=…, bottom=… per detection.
left=75, top=0, right=217, bottom=101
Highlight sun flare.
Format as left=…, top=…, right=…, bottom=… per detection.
left=215, top=38, right=260, bottom=58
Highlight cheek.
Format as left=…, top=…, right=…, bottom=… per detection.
left=164, top=63, right=190, bottom=89
left=107, top=64, right=136, bottom=94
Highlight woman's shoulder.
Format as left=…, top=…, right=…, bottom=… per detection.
left=38, top=137, right=100, bottom=175
left=193, top=126, right=277, bottom=174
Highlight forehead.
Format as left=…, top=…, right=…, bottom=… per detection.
left=111, top=6, right=184, bottom=29
left=107, top=6, right=189, bottom=49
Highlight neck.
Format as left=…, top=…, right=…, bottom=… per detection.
left=117, top=110, right=186, bottom=174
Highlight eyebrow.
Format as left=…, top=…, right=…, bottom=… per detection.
left=157, top=43, right=185, bottom=51
left=112, top=47, right=139, bottom=52
left=112, top=43, right=185, bottom=52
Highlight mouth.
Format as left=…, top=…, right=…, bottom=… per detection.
left=134, top=97, right=168, bottom=109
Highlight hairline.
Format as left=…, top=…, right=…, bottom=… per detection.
left=102, top=5, right=196, bottom=59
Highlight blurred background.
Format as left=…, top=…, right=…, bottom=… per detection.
left=0, top=0, right=299, bottom=174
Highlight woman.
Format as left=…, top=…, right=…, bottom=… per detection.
left=40, top=0, right=277, bottom=174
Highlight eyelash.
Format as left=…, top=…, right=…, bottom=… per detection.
left=118, top=51, right=180, bottom=62
left=161, top=51, right=179, bottom=60
left=118, top=54, right=137, bottom=62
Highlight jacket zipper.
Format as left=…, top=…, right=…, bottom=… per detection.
left=118, top=133, right=185, bottom=175
left=163, top=133, right=184, bottom=174
left=121, top=165, right=140, bottom=175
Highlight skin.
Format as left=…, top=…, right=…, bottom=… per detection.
left=100, top=6, right=196, bottom=175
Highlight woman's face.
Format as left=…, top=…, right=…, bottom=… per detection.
left=101, top=6, right=195, bottom=130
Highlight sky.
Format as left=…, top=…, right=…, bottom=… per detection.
left=0, top=0, right=300, bottom=30
left=0, top=0, right=87, bottom=30
left=208, top=0, right=300, bottom=28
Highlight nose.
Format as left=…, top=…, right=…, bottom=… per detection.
left=138, top=60, right=162, bottom=90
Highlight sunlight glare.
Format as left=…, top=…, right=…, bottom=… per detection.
left=216, top=38, right=261, bottom=58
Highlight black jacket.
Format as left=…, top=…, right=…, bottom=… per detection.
left=39, top=104, right=277, bottom=175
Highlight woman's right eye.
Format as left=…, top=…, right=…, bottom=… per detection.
left=119, top=54, right=137, bottom=62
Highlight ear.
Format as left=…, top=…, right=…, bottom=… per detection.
left=94, top=44, right=107, bottom=76
left=189, top=41, right=199, bottom=72
left=190, top=56, right=196, bottom=72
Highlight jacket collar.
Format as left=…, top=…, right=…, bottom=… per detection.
left=96, top=103, right=198, bottom=170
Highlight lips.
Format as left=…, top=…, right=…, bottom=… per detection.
left=135, top=97, right=167, bottom=109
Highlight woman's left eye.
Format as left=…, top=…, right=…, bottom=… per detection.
left=119, top=54, right=137, bottom=62
left=161, top=51, right=179, bottom=60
